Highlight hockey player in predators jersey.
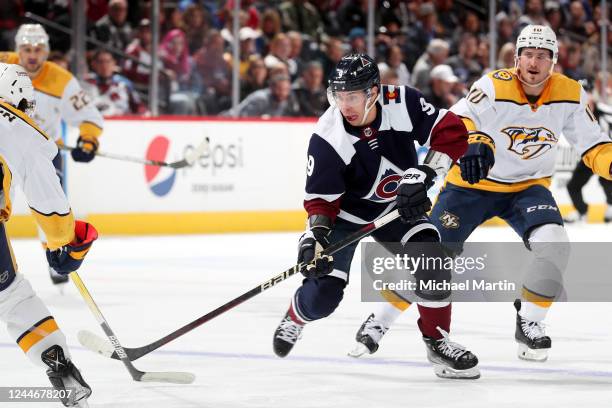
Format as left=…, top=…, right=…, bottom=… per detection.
left=272, top=53, right=480, bottom=379
left=0, top=63, right=97, bottom=407
left=0, top=24, right=104, bottom=287
left=351, top=25, right=612, bottom=362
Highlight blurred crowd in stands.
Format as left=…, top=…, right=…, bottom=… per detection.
left=0, top=0, right=610, bottom=118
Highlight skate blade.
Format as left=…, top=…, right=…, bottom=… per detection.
left=347, top=343, right=370, bottom=358
left=517, top=343, right=549, bottom=362
left=432, top=363, right=480, bottom=379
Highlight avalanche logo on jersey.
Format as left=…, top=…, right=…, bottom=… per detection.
left=502, top=126, right=558, bottom=159
left=144, top=136, right=177, bottom=197
left=362, top=157, right=403, bottom=203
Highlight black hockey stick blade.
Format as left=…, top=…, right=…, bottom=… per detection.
left=78, top=210, right=401, bottom=361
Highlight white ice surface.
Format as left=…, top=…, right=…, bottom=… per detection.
left=2, top=224, right=612, bottom=407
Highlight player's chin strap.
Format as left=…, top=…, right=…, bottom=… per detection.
left=359, top=88, right=377, bottom=126
left=422, top=149, right=453, bottom=178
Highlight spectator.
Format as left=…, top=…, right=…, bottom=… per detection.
left=562, top=42, right=587, bottom=80
left=347, top=27, right=367, bottom=54
left=318, top=37, right=344, bottom=80
left=235, top=27, right=260, bottom=78
left=378, top=45, right=411, bottom=85
left=451, top=10, right=482, bottom=51
left=477, top=38, right=490, bottom=72
left=293, top=61, right=328, bottom=117
left=159, top=29, right=196, bottom=114
left=182, top=4, right=210, bottom=54
left=435, top=0, right=460, bottom=39
left=422, top=64, right=460, bottom=109
left=447, top=32, right=482, bottom=88
left=403, top=2, right=440, bottom=69
left=411, top=38, right=449, bottom=92
left=256, top=9, right=282, bottom=56
left=48, top=51, right=70, bottom=70
left=566, top=0, right=589, bottom=38
left=278, top=0, right=323, bottom=39
left=497, top=42, right=516, bottom=69
left=287, top=31, right=305, bottom=79
left=90, top=0, right=132, bottom=55
left=224, top=0, right=260, bottom=30
left=336, top=0, right=367, bottom=36
left=517, top=0, right=547, bottom=29
left=240, top=55, right=268, bottom=101
left=380, top=66, right=400, bottom=85
left=227, top=74, right=301, bottom=118
left=84, top=49, right=147, bottom=116
left=123, top=19, right=156, bottom=96
left=544, top=1, right=564, bottom=33
left=264, top=33, right=296, bottom=78
left=159, top=29, right=191, bottom=87
left=0, top=0, right=23, bottom=50
left=192, top=29, right=232, bottom=114
left=496, top=12, right=515, bottom=46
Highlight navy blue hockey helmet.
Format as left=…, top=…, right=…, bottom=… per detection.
left=328, top=53, right=380, bottom=92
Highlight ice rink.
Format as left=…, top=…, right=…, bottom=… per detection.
left=2, top=224, right=612, bottom=407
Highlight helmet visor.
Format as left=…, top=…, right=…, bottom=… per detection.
left=327, top=88, right=369, bottom=109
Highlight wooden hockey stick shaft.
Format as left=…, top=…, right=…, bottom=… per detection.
left=70, top=272, right=195, bottom=383
left=81, top=210, right=401, bottom=361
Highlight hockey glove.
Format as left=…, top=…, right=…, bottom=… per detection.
left=396, top=165, right=437, bottom=224
left=71, top=136, right=99, bottom=163
left=298, top=215, right=334, bottom=278
left=46, top=220, right=98, bottom=275
left=459, top=132, right=495, bottom=184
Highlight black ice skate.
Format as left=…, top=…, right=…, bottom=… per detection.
left=42, top=345, right=92, bottom=407
left=348, top=313, right=389, bottom=358
left=273, top=309, right=304, bottom=358
left=422, top=328, right=480, bottom=379
left=514, top=299, right=551, bottom=362
left=49, top=266, right=69, bottom=286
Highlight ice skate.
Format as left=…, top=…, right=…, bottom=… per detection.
left=562, top=210, right=586, bottom=224
left=514, top=300, right=551, bottom=362
left=273, top=309, right=304, bottom=358
left=348, top=313, right=389, bottom=357
left=422, top=328, right=480, bottom=379
left=43, top=345, right=91, bottom=407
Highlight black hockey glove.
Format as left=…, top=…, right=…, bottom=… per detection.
left=396, top=165, right=437, bottom=223
left=298, top=215, right=334, bottom=278
left=71, top=136, right=99, bottom=163
left=459, top=132, right=495, bottom=184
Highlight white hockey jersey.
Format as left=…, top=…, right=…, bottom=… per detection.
left=448, top=69, right=612, bottom=192
left=0, top=101, right=75, bottom=249
left=0, top=52, right=103, bottom=143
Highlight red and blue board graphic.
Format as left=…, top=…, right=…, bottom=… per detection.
left=144, top=136, right=176, bottom=197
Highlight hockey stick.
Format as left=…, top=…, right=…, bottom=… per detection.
left=78, top=209, right=401, bottom=362
left=70, top=272, right=195, bottom=384
left=60, top=137, right=209, bottom=169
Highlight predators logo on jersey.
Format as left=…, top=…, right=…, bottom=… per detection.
left=502, top=126, right=558, bottom=159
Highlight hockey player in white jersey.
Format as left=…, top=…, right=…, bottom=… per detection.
left=0, top=24, right=104, bottom=287
left=0, top=63, right=97, bottom=406
left=350, top=25, right=612, bottom=362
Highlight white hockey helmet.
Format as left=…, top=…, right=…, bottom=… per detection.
left=515, top=24, right=558, bottom=64
left=14, top=24, right=50, bottom=51
left=0, top=63, right=36, bottom=116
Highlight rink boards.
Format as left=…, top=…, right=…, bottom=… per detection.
left=6, top=117, right=609, bottom=236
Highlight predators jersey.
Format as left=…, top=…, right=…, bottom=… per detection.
left=448, top=68, right=612, bottom=192
left=0, top=52, right=103, bottom=142
left=0, top=101, right=75, bottom=249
